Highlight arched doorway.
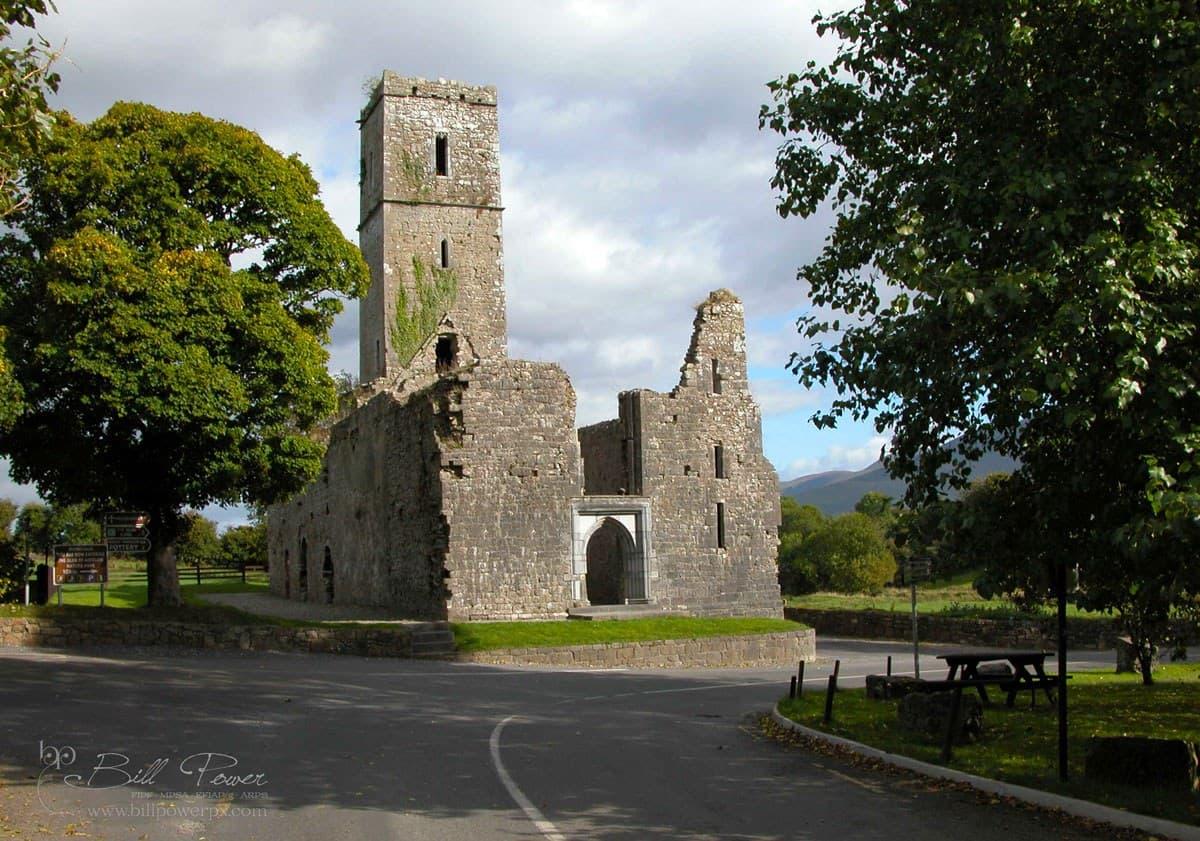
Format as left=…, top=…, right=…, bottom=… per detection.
left=298, top=538, right=308, bottom=601
left=585, top=518, right=639, bottom=605
left=322, top=547, right=334, bottom=604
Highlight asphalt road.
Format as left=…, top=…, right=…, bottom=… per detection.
left=0, top=639, right=1121, bottom=841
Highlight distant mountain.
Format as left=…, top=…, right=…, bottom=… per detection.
left=781, top=450, right=1018, bottom=515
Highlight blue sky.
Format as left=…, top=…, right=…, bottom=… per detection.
left=2, top=0, right=885, bottom=528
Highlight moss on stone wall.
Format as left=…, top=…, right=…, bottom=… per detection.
left=391, top=255, right=458, bottom=366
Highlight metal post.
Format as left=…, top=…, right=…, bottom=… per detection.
left=1057, top=560, right=1069, bottom=782
left=832, top=659, right=841, bottom=685
left=911, top=580, right=920, bottom=679
left=797, top=660, right=805, bottom=698
left=887, top=655, right=892, bottom=676
left=789, top=675, right=797, bottom=700
left=823, top=674, right=836, bottom=723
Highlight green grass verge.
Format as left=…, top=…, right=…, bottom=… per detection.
left=778, top=663, right=1200, bottom=825
left=786, top=569, right=1100, bottom=619
left=452, top=616, right=805, bottom=653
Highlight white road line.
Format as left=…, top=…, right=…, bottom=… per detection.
left=489, top=715, right=567, bottom=841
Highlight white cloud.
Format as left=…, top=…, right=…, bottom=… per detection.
left=784, top=434, right=891, bottom=478
left=749, top=379, right=819, bottom=416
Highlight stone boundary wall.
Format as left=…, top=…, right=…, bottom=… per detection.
left=456, top=628, right=815, bottom=669
left=0, top=617, right=414, bottom=657
left=785, top=607, right=1139, bottom=650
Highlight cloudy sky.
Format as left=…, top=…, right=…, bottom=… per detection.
left=5, top=0, right=887, bottom=527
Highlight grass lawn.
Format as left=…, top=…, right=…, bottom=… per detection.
left=453, top=616, right=805, bottom=652
left=777, top=663, right=1200, bottom=825
left=786, top=569, right=1100, bottom=619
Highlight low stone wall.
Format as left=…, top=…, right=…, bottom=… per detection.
left=456, top=629, right=816, bottom=669
left=784, top=607, right=1124, bottom=650
left=0, top=617, right=414, bottom=657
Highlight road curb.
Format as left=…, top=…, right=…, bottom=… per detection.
left=770, top=705, right=1200, bottom=841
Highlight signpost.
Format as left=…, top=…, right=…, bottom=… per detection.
left=103, top=512, right=151, bottom=555
left=906, top=556, right=932, bottom=678
left=53, top=544, right=109, bottom=606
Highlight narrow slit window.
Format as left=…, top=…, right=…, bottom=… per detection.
left=435, top=134, right=449, bottom=176
left=711, top=358, right=722, bottom=394
left=716, top=503, right=726, bottom=549
left=440, top=238, right=450, bottom=268
left=714, top=445, right=725, bottom=479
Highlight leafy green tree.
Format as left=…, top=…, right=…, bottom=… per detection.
left=853, top=491, right=894, bottom=522
left=0, top=2, right=61, bottom=429
left=174, top=511, right=220, bottom=566
left=0, top=0, right=59, bottom=219
left=0, top=496, right=22, bottom=601
left=804, top=512, right=897, bottom=594
left=0, top=103, right=369, bottom=607
left=762, top=1, right=1200, bottom=681
left=219, top=522, right=266, bottom=569
left=13, top=501, right=101, bottom=554
left=778, top=497, right=826, bottom=594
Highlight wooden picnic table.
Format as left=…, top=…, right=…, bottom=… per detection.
left=936, top=649, right=1058, bottom=708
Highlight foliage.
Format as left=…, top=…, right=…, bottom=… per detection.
left=776, top=663, right=1200, bottom=825
left=219, top=522, right=266, bottom=569
left=0, top=102, right=369, bottom=606
left=777, top=497, right=826, bottom=594
left=0, top=1, right=60, bottom=429
left=0, top=0, right=60, bottom=219
left=391, top=255, right=457, bottom=368
left=13, top=501, right=100, bottom=552
left=762, top=1, right=1200, bottom=682
left=803, top=512, right=897, bottom=594
left=174, top=511, right=219, bottom=565
left=853, top=491, right=894, bottom=521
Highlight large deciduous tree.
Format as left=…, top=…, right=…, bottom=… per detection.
left=0, top=102, right=369, bottom=606
left=762, top=1, right=1200, bottom=680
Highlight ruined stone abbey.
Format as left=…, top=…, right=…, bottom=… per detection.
left=267, top=72, right=782, bottom=620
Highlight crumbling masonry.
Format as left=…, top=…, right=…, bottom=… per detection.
left=267, top=73, right=782, bottom=620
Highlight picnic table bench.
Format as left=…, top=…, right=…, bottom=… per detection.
left=936, top=649, right=1060, bottom=708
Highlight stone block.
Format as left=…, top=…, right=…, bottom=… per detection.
left=1084, top=737, right=1198, bottom=791
left=865, top=675, right=925, bottom=700
left=897, top=691, right=983, bottom=745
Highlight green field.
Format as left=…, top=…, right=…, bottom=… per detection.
left=776, top=663, right=1200, bottom=825
left=452, top=616, right=805, bottom=652
left=786, top=569, right=1100, bottom=619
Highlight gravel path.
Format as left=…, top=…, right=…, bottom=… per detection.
left=196, top=591, right=425, bottom=624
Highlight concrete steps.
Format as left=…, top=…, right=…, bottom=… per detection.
left=567, top=604, right=676, bottom=621
left=409, top=623, right=456, bottom=657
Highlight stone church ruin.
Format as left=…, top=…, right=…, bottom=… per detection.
left=267, top=72, right=782, bottom=620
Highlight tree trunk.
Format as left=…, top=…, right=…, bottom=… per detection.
left=147, top=508, right=182, bottom=607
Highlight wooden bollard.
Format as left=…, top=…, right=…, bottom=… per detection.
left=797, top=660, right=805, bottom=698
left=823, top=674, right=837, bottom=723
left=832, top=659, right=841, bottom=688
left=789, top=675, right=797, bottom=699
left=887, top=655, right=892, bottom=676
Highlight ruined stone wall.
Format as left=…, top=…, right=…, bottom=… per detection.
left=578, top=419, right=627, bottom=495
left=268, top=387, right=452, bottom=619
left=358, top=72, right=506, bottom=383
left=441, top=359, right=583, bottom=619
left=618, top=291, right=782, bottom=617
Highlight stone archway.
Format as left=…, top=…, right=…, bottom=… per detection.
left=585, top=518, right=636, bottom=605
left=571, top=498, right=653, bottom=605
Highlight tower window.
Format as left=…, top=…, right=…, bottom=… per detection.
left=435, top=135, right=449, bottom=176
left=714, top=444, right=725, bottom=479
left=711, top=358, right=722, bottom=394
left=716, top=502, right=726, bottom=549
left=435, top=334, right=457, bottom=373
left=440, top=238, right=450, bottom=268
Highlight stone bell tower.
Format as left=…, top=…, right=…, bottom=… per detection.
left=358, top=72, right=507, bottom=382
